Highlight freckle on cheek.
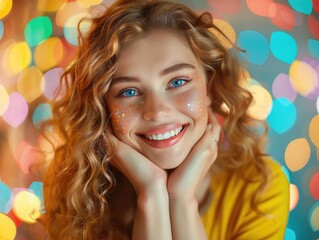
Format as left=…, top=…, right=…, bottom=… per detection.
left=185, top=94, right=207, bottom=120
left=110, top=107, right=132, bottom=134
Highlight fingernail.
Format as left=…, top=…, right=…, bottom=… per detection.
left=208, top=124, right=212, bottom=130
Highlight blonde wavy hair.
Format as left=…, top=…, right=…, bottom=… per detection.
left=43, top=0, right=269, bottom=239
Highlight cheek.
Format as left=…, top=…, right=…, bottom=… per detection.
left=176, top=87, right=209, bottom=120
left=108, top=104, right=136, bottom=136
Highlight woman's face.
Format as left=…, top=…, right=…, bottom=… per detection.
left=106, top=29, right=211, bottom=169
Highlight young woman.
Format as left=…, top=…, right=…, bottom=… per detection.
left=42, top=0, right=289, bottom=239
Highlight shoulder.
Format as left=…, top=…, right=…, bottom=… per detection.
left=260, top=157, right=290, bottom=197
left=264, top=156, right=287, bottom=179
left=210, top=156, right=290, bottom=219
left=203, top=157, right=290, bottom=239
left=212, top=156, right=289, bottom=190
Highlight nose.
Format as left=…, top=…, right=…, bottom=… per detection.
left=142, top=93, right=171, bottom=121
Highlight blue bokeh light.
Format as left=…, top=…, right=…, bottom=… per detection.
left=0, top=21, right=4, bottom=40
left=267, top=97, right=297, bottom=133
left=29, top=181, right=45, bottom=213
left=308, top=39, right=319, bottom=59
left=270, top=31, right=297, bottom=64
left=284, top=228, right=296, bottom=240
left=0, top=181, right=12, bottom=214
left=238, top=30, right=269, bottom=65
left=288, top=0, right=313, bottom=15
left=32, top=103, right=52, bottom=125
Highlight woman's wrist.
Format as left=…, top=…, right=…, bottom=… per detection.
left=169, top=194, right=199, bottom=212
left=137, top=181, right=169, bottom=206
left=169, top=196, right=207, bottom=240
left=134, top=183, right=172, bottom=240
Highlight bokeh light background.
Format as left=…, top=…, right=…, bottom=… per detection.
left=0, top=0, right=318, bottom=239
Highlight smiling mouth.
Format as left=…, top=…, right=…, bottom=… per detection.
left=138, top=124, right=188, bottom=149
left=143, top=126, right=184, bottom=140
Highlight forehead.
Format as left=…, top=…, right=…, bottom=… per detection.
left=115, top=29, right=200, bottom=77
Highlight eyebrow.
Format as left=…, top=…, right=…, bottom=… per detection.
left=112, top=63, right=196, bottom=84
left=160, top=63, right=196, bottom=76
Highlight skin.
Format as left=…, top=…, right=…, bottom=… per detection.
left=106, top=29, right=210, bottom=169
left=106, top=29, right=221, bottom=240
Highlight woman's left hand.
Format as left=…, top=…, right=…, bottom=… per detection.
left=167, top=110, right=221, bottom=203
left=167, top=110, right=221, bottom=240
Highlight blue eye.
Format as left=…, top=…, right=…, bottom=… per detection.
left=121, top=89, right=138, bottom=97
left=169, top=79, right=187, bottom=88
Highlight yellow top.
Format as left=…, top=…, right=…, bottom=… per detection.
left=202, top=158, right=290, bottom=240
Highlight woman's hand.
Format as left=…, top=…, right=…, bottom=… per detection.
left=109, top=135, right=172, bottom=240
left=167, top=111, right=221, bottom=201
left=109, top=135, right=167, bottom=195
left=167, top=111, right=221, bottom=240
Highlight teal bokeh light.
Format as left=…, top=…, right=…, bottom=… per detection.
left=29, top=181, right=44, bottom=213
left=308, top=39, right=319, bottom=59
left=267, top=97, right=297, bottom=133
left=32, top=103, right=52, bottom=125
left=270, top=31, right=297, bottom=64
left=24, top=16, right=52, bottom=47
left=288, top=0, right=313, bottom=15
left=281, top=166, right=291, bottom=183
left=238, top=30, right=269, bottom=65
left=0, top=21, right=3, bottom=40
left=64, top=26, right=78, bottom=46
left=284, top=228, right=296, bottom=240
left=0, top=181, right=12, bottom=214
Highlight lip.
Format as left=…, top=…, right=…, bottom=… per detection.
left=137, top=124, right=188, bottom=149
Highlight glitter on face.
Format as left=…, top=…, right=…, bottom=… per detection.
left=105, top=30, right=211, bottom=169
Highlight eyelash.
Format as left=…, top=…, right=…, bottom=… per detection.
left=116, top=77, right=192, bottom=98
left=118, top=88, right=140, bottom=98
left=167, top=77, right=191, bottom=89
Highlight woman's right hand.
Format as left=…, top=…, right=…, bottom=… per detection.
left=109, top=135, right=168, bottom=196
left=109, top=135, right=173, bottom=240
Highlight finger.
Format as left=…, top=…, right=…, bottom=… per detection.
left=207, top=112, right=221, bottom=144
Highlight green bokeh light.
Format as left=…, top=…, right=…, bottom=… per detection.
left=24, top=16, right=52, bottom=47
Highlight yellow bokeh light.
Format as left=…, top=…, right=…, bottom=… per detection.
left=309, top=114, right=319, bottom=147
left=17, top=66, right=43, bottom=103
left=34, top=37, right=63, bottom=72
left=209, top=19, right=236, bottom=49
left=285, top=138, right=311, bottom=172
left=13, top=191, right=42, bottom=223
left=0, top=0, right=12, bottom=19
left=76, top=0, right=103, bottom=8
left=64, top=12, right=92, bottom=45
left=247, top=84, right=273, bottom=120
left=289, top=184, right=299, bottom=211
left=289, top=60, right=318, bottom=96
left=0, top=84, right=9, bottom=115
left=7, top=42, right=31, bottom=74
left=0, top=213, right=16, bottom=240
left=310, top=205, right=319, bottom=231
left=37, top=0, right=67, bottom=12
left=55, top=1, right=88, bottom=27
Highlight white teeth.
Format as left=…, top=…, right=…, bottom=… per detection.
left=164, top=132, right=170, bottom=139
left=144, top=126, right=183, bottom=141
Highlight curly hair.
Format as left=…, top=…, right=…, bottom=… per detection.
left=43, top=0, right=270, bottom=239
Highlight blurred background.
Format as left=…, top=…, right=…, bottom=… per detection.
left=0, top=0, right=318, bottom=239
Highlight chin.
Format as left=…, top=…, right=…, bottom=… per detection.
left=147, top=152, right=187, bottom=170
